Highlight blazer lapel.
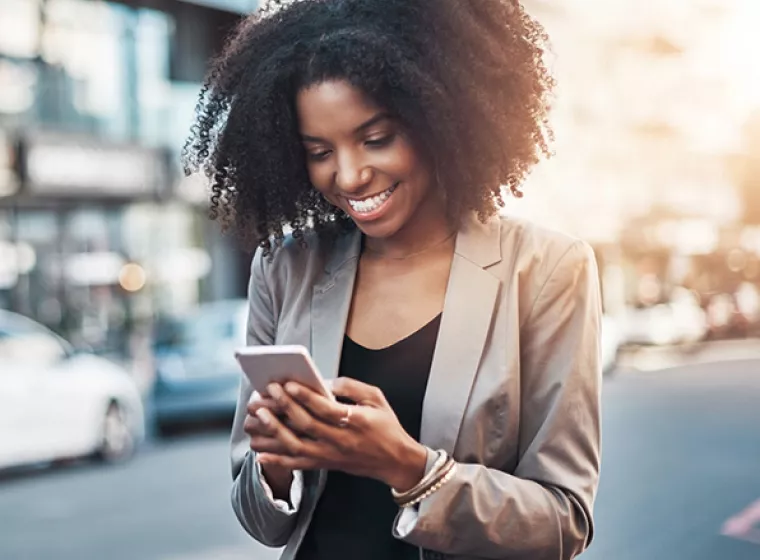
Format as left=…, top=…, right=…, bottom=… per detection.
left=308, top=230, right=361, bottom=504
left=420, top=215, right=502, bottom=455
left=310, top=230, right=361, bottom=383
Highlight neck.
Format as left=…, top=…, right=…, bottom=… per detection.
left=363, top=194, right=453, bottom=259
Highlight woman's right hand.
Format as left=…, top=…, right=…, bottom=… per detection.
left=244, top=390, right=295, bottom=502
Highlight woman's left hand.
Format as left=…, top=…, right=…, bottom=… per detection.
left=252, top=378, right=428, bottom=492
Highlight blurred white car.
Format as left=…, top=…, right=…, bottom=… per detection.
left=0, top=310, right=145, bottom=470
left=624, top=290, right=708, bottom=346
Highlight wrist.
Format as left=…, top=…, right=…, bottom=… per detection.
left=261, top=461, right=293, bottom=483
left=383, top=439, right=428, bottom=492
left=260, top=462, right=294, bottom=500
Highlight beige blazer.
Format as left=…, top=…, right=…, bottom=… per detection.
left=230, top=213, right=603, bottom=560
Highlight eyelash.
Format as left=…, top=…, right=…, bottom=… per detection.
left=305, top=134, right=396, bottom=162
left=307, top=151, right=331, bottom=162
left=364, top=133, right=395, bottom=148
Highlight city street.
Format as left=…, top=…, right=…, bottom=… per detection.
left=584, top=359, right=760, bottom=560
left=1, top=359, right=759, bottom=560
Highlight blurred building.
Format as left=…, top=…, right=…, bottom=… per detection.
left=2, top=0, right=759, bottom=353
left=510, top=0, right=760, bottom=328
left=0, top=0, right=256, bottom=357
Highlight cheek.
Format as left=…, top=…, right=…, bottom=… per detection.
left=307, top=165, right=340, bottom=204
left=400, top=158, right=433, bottom=203
left=391, top=138, right=430, bottom=190
left=306, top=164, right=329, bottom=192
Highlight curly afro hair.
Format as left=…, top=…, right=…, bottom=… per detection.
left=183, top=0, right=555, bottom=254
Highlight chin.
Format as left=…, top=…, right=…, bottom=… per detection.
left=350, top=213, right=407, bottom=240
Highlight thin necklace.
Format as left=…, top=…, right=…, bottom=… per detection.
left=363, top=230, right=457, bottom=261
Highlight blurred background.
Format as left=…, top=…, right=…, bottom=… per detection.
left=0, top=0, right=758, bottom=559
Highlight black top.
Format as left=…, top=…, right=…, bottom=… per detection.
left=295, top=314, right=441, bottom=560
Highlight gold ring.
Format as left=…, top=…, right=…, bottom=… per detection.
left=338, top=406, right=352, bottom=428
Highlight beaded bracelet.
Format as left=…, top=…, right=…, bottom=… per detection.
left=397, top=461, right=457, bottom=509
left=390, top=449, right=448, bottom=503
left=392, top=454, right=456, bottom=507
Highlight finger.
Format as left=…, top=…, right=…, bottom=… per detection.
left=331, top=377, right=387, bottom=407
left=244, top=415, right=265, bottom=437
left=247, top=390, right=268, bottom=406
left=254, top=407, right=318, bottom=457
left=267, top=383, right=330, bottom=439
left=250, top=436, right=290, bottom=455
left=244, top=414, right=278, bottom=438
left=257, top=453, right=323, bottom=472
left=246, top=396, right=281, bottom=417
left=284, top=381, right=355, bottom=427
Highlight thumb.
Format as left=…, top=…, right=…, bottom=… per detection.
left=331, top=377, right=387, bottom=407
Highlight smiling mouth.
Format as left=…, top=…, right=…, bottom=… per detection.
left=345, top=183, right=399, bottom=214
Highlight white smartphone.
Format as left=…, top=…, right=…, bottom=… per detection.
left=234, top=345, right=334, bottom=400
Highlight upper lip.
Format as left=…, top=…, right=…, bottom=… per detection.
left=342, top=183, right=397, bottom=202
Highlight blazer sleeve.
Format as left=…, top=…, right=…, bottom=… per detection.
left=230, top=248, right=301, bottom=548
left=393, top=240, right=603, bottom=559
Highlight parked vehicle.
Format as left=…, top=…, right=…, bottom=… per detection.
left=0, top=311, right=145, bottom=470
left=601, top=314, right=623, bottom=375
left=624, top=290, right=708, bottom=346
left=151, top=299, right=247, bottom=437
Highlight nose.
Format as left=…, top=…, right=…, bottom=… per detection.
left=334, top=151, right=373, bottom=194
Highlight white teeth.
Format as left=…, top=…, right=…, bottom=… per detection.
left=348, top=185, right=395, bottom=214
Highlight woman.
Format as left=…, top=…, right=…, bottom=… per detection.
left=183, top=1, right=602, bottom=559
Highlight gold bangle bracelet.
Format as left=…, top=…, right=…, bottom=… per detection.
left=398, top=462, right=458, bottom=509
left=392, top=456, right=456, bottom=506
left=390, top=449, right=448, bottom=502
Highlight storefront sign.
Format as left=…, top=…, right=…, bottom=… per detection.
left=21, top=132, right=168, bottom=199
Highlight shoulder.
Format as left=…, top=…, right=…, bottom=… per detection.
left=497, top=215, right=597, bottom=279
left=250, top=228, right=346, bottom=294
left=492, top=216, right=599, bottom=321
left=499, top=215, right=592, bottom=264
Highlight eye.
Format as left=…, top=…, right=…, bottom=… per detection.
left=364, top=133, right=395, bottom=148
left=306, top=149, right=331, bottom=162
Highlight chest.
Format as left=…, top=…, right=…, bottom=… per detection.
left=345, top=254, right=452, bottom=349
left=339, top=314, right=439, bottom=440
left=273, top=240, right=522, bottom=466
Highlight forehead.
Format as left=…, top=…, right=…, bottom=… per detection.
left=296, top=80, right=383, bottom=134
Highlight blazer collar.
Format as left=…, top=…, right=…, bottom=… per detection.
left=324, top=228, right=361, bottom=276
left=454, top=211, right=502, bottom=269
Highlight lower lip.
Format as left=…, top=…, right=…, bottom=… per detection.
left=345, top=184, right=398, bottom=222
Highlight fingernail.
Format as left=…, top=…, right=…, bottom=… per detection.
left=268, top=384, right=283, bottom=400
left=284, top=383, right=298, bottom=396
left=255, top=408, right=270, bottom=425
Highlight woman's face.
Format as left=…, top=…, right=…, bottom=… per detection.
left=296, top=80, right=435, bottom=239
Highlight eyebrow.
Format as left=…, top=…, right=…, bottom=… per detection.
left=300, top=113, right=391, bottom=143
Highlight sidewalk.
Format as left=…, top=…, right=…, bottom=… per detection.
left=616, top=338, right=760, bottom=372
